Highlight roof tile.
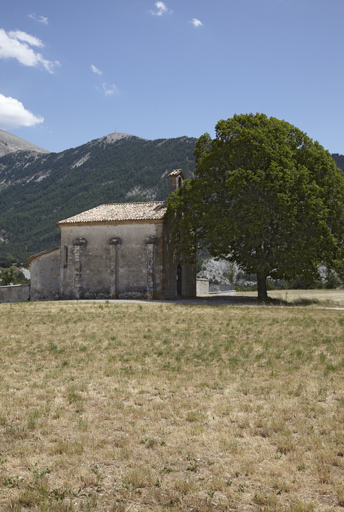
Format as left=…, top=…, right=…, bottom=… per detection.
left=58, top=201, right=167, bottom=224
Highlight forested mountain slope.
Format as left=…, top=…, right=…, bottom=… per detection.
left=0, top=133, right=196, bottom=263
left=0, top=129, right=342, bottom=265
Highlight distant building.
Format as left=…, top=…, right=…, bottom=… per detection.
left=28, top=170, right=196, bottom=301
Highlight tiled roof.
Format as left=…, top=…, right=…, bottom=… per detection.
left=169, top=169, right=184, bottom=177
left=58, top=201, right=167, bottom=224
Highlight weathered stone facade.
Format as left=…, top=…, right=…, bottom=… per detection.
left=28, top=247, right=60, bottom=301
left=28, top=170, right=196, bottom=301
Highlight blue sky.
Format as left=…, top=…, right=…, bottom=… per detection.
left=1, top=0, right=344, bottom=154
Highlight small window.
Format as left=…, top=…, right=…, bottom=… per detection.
left=177, top=263, right=182, bottom=297
left=64, top=245, right=68, bottom=267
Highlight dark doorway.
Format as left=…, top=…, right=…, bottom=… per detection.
left=177, top=264, right=182, bottom=297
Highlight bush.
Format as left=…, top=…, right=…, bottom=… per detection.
left=0, top=267, right=30, bottom=285
left=0, top=267, right=16, bottom=285
left=325, top=273, right=341, bottom=289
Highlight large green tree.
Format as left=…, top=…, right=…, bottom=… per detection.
left=168, top=113, right=344, bottom=300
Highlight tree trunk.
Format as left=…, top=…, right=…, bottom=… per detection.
left=257, top=274, right=268, bottom=301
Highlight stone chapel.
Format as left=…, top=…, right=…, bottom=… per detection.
left=28, top=170, right=196, bottom=301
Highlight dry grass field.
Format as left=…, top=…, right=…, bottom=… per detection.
left=0, top=299, right=344, bottom=511
left=235, top=289, right=344, bottom=306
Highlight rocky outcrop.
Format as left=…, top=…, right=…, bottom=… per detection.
left=0, top=129, right=49, bottom=157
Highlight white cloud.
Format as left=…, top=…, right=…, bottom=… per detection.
left=28, top=14, right=49, bottom=25
left=102, top=83, right=118, bottom=96
left=0, top=94, right=44, bottom=129
left=150, top=1, right=172, bottom=16
left=190, top=18, right=203, bottom=27
left=8, top=30, right=43, bottom=48
left=0, top=28, right=59, bottom=73
left=91, top=64, right=102, bottom=75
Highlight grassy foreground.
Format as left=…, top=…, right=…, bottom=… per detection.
left=0, top=301, right=343, bottom=511
left=235, top=289, right=344, bottom=306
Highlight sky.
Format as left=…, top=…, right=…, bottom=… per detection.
left=1, top=0, right=344, bottom=154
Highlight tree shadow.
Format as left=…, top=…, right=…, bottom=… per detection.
left=190, top=294, right=340, bottom=308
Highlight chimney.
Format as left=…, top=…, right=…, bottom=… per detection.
left=169, top=169, right=185, bottom=194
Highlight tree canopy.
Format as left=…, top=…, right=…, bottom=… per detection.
left=168, top=113, right=344, bottom=299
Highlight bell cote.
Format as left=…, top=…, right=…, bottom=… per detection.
left=169, top=169, right=185, bottom=194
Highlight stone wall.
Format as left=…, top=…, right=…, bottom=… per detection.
left=196, top=278, right=209, bottom=295
left=29, top=247, right=60, bottom=301
left=162, top=217, right=196, bottom=300
left=27, top=217, right=196, bottom=302
left=0, top=284, right=30, bottom=303
left=59, top=221, right=165, bottom=300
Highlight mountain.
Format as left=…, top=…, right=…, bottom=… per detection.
left=332, top=153, right=344, bottom=172
left=0, top=129, right=49, bottom=158
left=0, top=131, right=196, bottom=263
left=0, top=129, right=343, bottom=265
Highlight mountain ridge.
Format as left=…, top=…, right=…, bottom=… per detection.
left=0, top=131, right=196, bottom=263
left=0, top=129, right=343, bottom=265
left=0, top=129, right=50, bottom=158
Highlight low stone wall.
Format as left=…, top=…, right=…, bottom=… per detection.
left=0, top=284, right=30, bottom=303
left=209, top=284, right=236, bottom=294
